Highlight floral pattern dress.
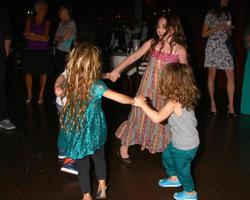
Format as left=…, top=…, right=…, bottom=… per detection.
left=204, top=10, right=234, bottom=70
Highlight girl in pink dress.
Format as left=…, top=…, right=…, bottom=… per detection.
left=109, top=12, right=188, bottom=162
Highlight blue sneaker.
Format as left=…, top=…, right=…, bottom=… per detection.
left=61, top=159, right=78, bottom=175
left=58, top=148, right=66, bottom=159
left=173, top=191, right=198, bottom=200
left=158, top=178, right=182, bottom=187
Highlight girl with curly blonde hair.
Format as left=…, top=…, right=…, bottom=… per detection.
left=134, top=63, right=200, bottom=200
left=55, top=42, right=134, bottom=200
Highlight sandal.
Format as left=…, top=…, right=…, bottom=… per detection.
left=25, top=96, right=32, bottom=104
left=116, top=151, right=132, bottom=164
left=38, top=96, right=44, bottom=104
left=96, top=186, right=107, bottom=199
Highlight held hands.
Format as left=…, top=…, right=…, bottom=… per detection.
left=109, top=70, right=120, bottom=82
left=102, top=73, right=110, bottom=79
left=54, top=84, right=64, bottom=97
left=134, top=95, right=147, bottom=107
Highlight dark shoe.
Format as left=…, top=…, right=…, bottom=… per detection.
left=210, top=111, right=218, bottom=116
left=96, top=186, right=107, bottom=199
left=116, top=151, right=132, bottom=164
left=228, top=112, right=238, bottom=117
left=227, top=106, right=238, bottom=117
left=61, top=158, right=78, bottom=175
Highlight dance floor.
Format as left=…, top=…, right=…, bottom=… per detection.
left=0, top=73, right=249, bottom=200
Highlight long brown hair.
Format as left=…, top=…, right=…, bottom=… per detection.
left=159, top=63, right=200, bottom=109
left=148, top=12, right=187, bottom=55
left=60, top=42, right=102, bottom=131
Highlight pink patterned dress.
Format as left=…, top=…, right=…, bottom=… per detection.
left=116, top=50, right=179, bottom=153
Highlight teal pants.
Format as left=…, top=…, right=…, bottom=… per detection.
left=241, top=51, right=250, bottom=115
left=162, top=142, right=198, bottom=192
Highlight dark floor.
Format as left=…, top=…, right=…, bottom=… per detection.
left=0, top=69, right=250, bottom=200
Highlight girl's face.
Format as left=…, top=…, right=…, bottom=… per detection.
left=157, top=17, right=167, bottom=39
left=220, top=0, right=229, bottom=7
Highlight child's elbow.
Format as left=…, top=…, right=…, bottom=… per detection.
left=153, top=117, right=162, bottom=123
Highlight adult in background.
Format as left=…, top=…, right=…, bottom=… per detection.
left=54, top=4, right=76, bottom=75
left=202, top=0, right=236, bottom=116
left=23, top=0, right=52, bottom=104
left=0, top=8, right=16, bottom=130
left=241, top=19, right=250, bottom=115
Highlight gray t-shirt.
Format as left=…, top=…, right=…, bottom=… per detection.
left=56, top=19, right=76, bottom=52
left=169, top=108, right=199, bottom=150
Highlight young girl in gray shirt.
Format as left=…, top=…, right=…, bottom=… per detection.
left=135, top=63, right=200, bottom=200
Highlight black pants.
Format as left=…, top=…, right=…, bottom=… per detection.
left=54, top=49, right=68, bottom=76
left=0, top=58, right=7, bottom=120
left=75, top=147, right=106, bottom=194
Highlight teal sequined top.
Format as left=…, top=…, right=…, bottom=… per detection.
left=57, top=80, right=108, bottom=159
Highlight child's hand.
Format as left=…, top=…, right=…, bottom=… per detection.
left=54, top=84, right=63, bottom=96
left=102, top=73, right=110, bottom=79
left=109, top=70, right=120, bottom=82
left=134, top=95, right=146, bottom=107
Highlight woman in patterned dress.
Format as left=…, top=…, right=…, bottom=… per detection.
left=202, top=0, right=236, bottom=116
left=109, top=12, right=188, bottom=162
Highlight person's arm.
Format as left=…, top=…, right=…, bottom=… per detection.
left=115, top=39, right=152, bottom=73
left=201, top=22, right=232, bottom=38
left=3, top=10, right=12, bottom=57
left=4, top=40, right=11, bottom=57
left=103, top=89, right=134, bottom=105
left=56, top=23, right=75, bottom=43
left=25, top=20, right=50, bottom=41
left=54, top=74, right=66, bottom=96
left=23, top=18, right=31, bottom=37
left=102, top=73, right=110, bottom=79
left=134, top=95, right=176, bottom=123
left=109, top=39, right=153, bottom=82
left=178, top=46, right=188, bottom=64
left=63, top=26, right=75, bottom=41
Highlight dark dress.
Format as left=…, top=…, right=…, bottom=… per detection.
left=23, top=17, right=52, bottom=75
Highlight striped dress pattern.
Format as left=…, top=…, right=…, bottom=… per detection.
left=116, top=50, right=179, bottom=153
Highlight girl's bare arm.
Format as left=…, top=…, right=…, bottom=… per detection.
left=134, top=96, right=176, bottom=123
left=103, top=89, right=134, bottom=105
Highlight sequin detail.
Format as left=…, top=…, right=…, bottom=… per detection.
left=58, top=80, right=108, bottom=159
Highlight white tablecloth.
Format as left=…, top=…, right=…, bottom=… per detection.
left=110, top=54, right=128, bottom=70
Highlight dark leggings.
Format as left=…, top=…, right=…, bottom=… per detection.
left=75, top=147, right=106, bottom=194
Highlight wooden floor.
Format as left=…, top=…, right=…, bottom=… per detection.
left=0, top=73, right=250, bottom=200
